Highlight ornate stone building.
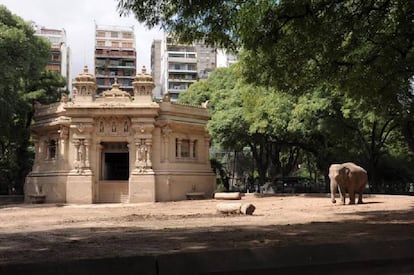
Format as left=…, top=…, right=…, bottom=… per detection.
left=25, top=66, right=215, bottom=203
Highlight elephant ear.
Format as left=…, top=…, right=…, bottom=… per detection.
left=339, top=166, right=351, bottom=185
left=344, top=167, right=351, bottom=176
left=343, top=167, right=351, bottom=184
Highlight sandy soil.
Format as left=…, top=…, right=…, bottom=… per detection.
left=0, top=194, right=413, bottom=265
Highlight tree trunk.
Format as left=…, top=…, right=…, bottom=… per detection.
left=250, top=140, right=269, bottom=188
left=216, top=203, right=242, bottom=214
left=214, top=192, right=241, bottom=200
left=216, top=202, right=256, bottom=215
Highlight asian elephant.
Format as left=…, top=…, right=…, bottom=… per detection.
left=328, top=162, right=368, bottom=205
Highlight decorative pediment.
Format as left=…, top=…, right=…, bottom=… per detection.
left=101, top=79, right=131, bottom=99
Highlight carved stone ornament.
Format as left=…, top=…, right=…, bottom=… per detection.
left=96, top=117, right=131, bottom=137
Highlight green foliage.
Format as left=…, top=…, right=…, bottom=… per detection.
left=0, top=6, right=65, bottom=194
left=119, top=0, right=414, bottom=191
left=31, top=69, right=67, bottom=104
left=118, top=0, right=413, bottom=95
left=181, top=65, right=412, bottom=189
left=210, top=157, right=229, bottom=191
left=117, top=0, right=242, bottom=50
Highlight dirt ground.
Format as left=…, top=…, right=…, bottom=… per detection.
left=0, top=194, right=413, bottom=265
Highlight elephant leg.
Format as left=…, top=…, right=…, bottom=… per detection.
left=357, top=185, right=364, bottom=204
left=338, top=186, right=346, bottom=205
left=348, top=188, right=356, bottom=205
left=357, top=192, right=363, bottom=204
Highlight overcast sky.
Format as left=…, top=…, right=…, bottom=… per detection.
left=0, top=0, right=164, bottom=80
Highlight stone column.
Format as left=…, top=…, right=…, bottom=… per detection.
left=177, top=138, right=182, bottom=159
left=57, top=127, right=69, bottom=164
left=67, top=120, right=94, bottom=203
left=59, top=126, right=69, bottom=166
left=145, top=139, right=152, bottom=168
left=162, top=135, right=168, bottom=162
left=84, top=139, right=90, bottom=168
left=161, top=127, right=172, bottom=162
left=129, top=120, right=156, bottom=202
left=32, top=137, right=39, bottom=162
left=190, top=139, right=195, bottom=159
left=44, top=140, right=50, bottom=160
left=67, top=137, right=93, bottom=203
left=73, top=139, right=80, bottom=169
left=79, top=139, right=86, bottom=168
left=37, top=138, right=45, bottom=161
left=97, top=143, right=103, bottom=178
left=54, top=138, right=59, bottom=160
left=95, top=143, right=103, bottom=201
left=204, top=135, right=210, bottom=164
left=134, top=139, right=142, bottom=171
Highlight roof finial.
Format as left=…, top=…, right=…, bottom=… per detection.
left=112, top=78, right=120, bottom=89
left=142, top=65, right=147, bottom=74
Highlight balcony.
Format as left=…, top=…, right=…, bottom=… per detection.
left=167, top=78, right=197, bottom=83
left=95, top=45, right=136, bottom=51
left=168, top=69, right=197, bottom=74
left=95, top=50, right=136, bottom=59
left=95, top=54, right=136, bottom=60
left=168, top=57, right=197, bottom=63
left=106, top=65, right=136, bottom=69
left=96, top=74, right=135, bottom=79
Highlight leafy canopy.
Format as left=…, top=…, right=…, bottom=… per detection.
left=118, top=0, right=413, bottom=97
left=0, top=5, right=65, bottom=193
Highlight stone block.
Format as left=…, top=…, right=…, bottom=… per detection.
left=129, top=173, right=155, bottom=202
left=66, top=174, right=93, bottom=204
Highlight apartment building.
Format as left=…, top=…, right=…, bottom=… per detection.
left=195, top=41, right=217, bottom=79
left=34, top=24, right=71, bottom=91
left=152, top=35, right=236, bottom=101
left=162, top=36, right=198, bottom=100
left=94, top=25, right=136, bottom=94
left=151, top=39, right=162, bottom=99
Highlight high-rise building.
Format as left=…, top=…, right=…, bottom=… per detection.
left=94, top=25, right=136, bottom=94
left=160, top=35, right=217, bottom=100
left=33, top=24, right=71, bottom=91
left=195, top=41, right=216, bottom=79
left=163, top=36, right=198, bottom=101
left=151, top=39, right=162, bottom=99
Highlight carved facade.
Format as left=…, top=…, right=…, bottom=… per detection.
left=25, top=66, right=215, bottom=203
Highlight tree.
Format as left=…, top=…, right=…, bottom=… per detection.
left=181, top=66, right=309, bottom=186
left=117, top=0, right=242, bottom=50
left=118, top=0, right=414, bottom=152
left=0, top=6, right=63, bottom=194
left=117, top=0, right=413, bottom=88
left=292, top=87, right=403, bottom=189
left=238, top=1, right=414, bottom=155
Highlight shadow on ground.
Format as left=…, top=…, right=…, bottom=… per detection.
left=1, top=204, right=414, bottom=265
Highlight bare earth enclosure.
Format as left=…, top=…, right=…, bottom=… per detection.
left=1, top=194, right=414, bottom=266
